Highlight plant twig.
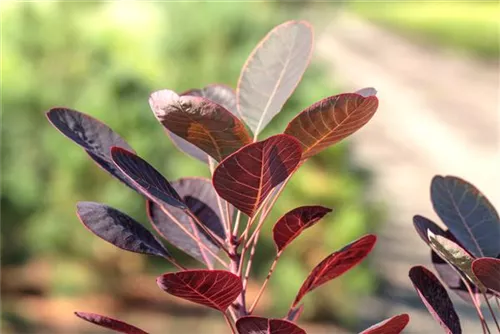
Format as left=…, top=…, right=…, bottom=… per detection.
left=460, top=276, right=489, bottom=334
left=165, top=256, right=187, bottom=271
left=232, top=210, right=242, bottom=236
left=483, top=292, right=500, bottom=333
left=223, top=312, right=236, bottom=334
left=185, top=209, right=230, bottom=255
left=242, top=229, right=260, bottom=294
left=248, top=251, right=282, bottom=313
left=209, top=157, right=231, bottom=238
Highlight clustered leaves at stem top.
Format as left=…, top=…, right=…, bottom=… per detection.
left=46, top=20, right=410, bottom=334
left=410, top=176, right=500, bottom=334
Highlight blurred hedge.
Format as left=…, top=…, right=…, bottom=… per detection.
left=2, top=1, right=381, bottom=328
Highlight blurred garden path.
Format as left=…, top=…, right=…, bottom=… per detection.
left=315, top=12, right=499, bottom=333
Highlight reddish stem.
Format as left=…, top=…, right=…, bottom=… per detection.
left=249, top=251, right=281, bottom=313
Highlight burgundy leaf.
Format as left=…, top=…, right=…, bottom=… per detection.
left=147, top=177, right=228, bottom=266
left=182, top=84, right=238, bottom=116
left=75, top=312, right=148, bottom=334
left=46, top=108, right=137, bottom=190
left=472, top=257, right=500, bottom=296
left=292, top=234, right=376, bottom=307
left=413, top=215, right=447, bottom=245
left=110, top=147, right=186, bottom=209
left=213, top=134, right=302, bottom=217
left=355, top=87, right=377, bottom=97
left=284, top=93, right=378, bottom=160
left=149, top=89, right=251, bottom=162
left=76, top=202, right=170, bottom=258
left=359, top=314, right=410, bottom=334
left=409, top=266, right=461, bottom=334
left=166, top=131, right=210, bottom=164
left=157, top=270, right=242, bottom=312
left=236, top=316, right=306, bottom=334
left=237, top=20, right=313, bottom=136
left=286, top=304, right=304, bottom=323
left=273, top=206, right=332, bottom=252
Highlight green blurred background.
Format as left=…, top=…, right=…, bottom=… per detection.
left=2, top=1, right=497, bottom=333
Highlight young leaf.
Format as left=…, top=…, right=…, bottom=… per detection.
left=237, top=20, right=314, bottom=137
left=427, top=231, right=486, bottom=292
left=284, top=93, right=378, bottom=160
left=236, top=316, right=306, bottom=334
left=157, top=270, right=242, bottom=312
left=147, top=177, right=228, bottom=266
left=413, top=215, right=447, bottom=245
left=110, top=147, right=186, bottom=209
left=46, top=108, right=137, bottom=190
left=409, top=266, right=462, bottom=334
left=76, top=202, right=171, bottom=258
left=359, top=314, right=410, bottom=334
left=213, top=134, right=302, bottom=217
left=292, top=234, right=376, bottom=307
left=431, top=175, right=500, bottom=258
left=74, top=312, right=148, bottom=334
left=355, top=87, right=378, bottom=97
left=149, top=89, right=251, bottom=162
left=273, top=206, right=332, bottom=252
left=286, top=304, right=304, bottom=323
left=182, top=84, right=238, bottom=115
left=472, top=257, right=500, bottom=296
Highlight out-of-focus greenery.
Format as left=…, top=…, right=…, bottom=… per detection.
left=350, top=2, right=500, bottom=59
left=2, top=1, right=380, bottom=329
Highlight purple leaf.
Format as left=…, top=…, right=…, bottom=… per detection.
left=213, top=134, right=302, bottom=217
left=284, top=93, right=379, bottom=160
left=110, top=147, right=186, bottom=209
left=76, top=202, right=170, bottom=258
left=359, top=314, right=409, bottom=334
left=292, top=234, right=376, bottom=307
left=46, top=108, right=137, bottom=190
left=413, top=215, right=447, bottom=245
left=157, top=270, right=242, bottom=312
left=182, top=84, right=238, bottom=116
left=74, top=312, right=148, bottom=334
left=149, top=89, right=251, bottom=162
left=355, top=87, right=377, bottom=97
left=147, top=177, right=229, bottom=266
left=431, top=175, right=500, bottom=258
left=409, top=266, right=461, bottom=334
left=273, top=206, right=332, bottom=252
left=236, top=316, right=306, bottom=334
left=237, top=20, right=314, bottom=136
left=472, top=257, right=500, bottom=296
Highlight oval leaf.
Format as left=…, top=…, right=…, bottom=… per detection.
left=111, top=147, right=186, bottom=209
left=149, top=89, right=251, bottom=162
left=182, top=84, right=238, bottom=116
left=359, top=314, right=410, bottom=334
left=273, top=206, right=332, bottom=252
left=292, top=234, right=376, bottom=307
left=76, top=201, right=170, bottom=258
left=147, top=177, right=228, bottom=266
left=284, top=93, right=378, bottom=160
left=157, top=270, right=242, bottom=312
left=428, top=232, right=486, bottom=292
left=409, top=266, right=462, bottom=334
left=431, top=175, right=500, bottom=258
left=46, top=108, right=137, bottom=190
left=236, top=316, right=306, bottom=334
left=237, top=20, right=314, bottom=136
left=472, top=257, right=500, bottom=296
left=213, top=134, right=302, bottom=217
left=75, top=312, right=148, bottom=334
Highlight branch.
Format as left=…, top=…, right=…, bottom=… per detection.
left=249, top=251, right=282, bottom=313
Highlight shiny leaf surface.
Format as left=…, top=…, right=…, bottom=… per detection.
left=472, top=257, right=500, bottom=296
left=236, top=316, right=306, bottom=334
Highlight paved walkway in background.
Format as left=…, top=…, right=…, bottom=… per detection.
left=316, top=12, right=499, bottom=333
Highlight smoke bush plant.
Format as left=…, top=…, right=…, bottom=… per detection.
left=46, top=21, right=410, bottom=334
left=410, top=176, right=500, bottom=334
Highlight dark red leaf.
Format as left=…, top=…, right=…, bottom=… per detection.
left=472, top=257, right=500, bottom=296
left=46, top=108, right=137, bottom=190
left=76, top=202, right=170, bottom=258
left=149, top=89, right=251, bottom=162
left=359, top=314, right=410, bottom=334
left=147, top=177, right=228, bottom=266
left=431, top=175, right=500, bottom=258
left=110, top=147, right=186, bottom=209
left=286, top=304, right=304, bottom=323
left=292, top=234, right=376, bottom=307
left=236, top=316, right=306, bottom=334
left=237, top=20, right=313, bottom=136
left=409, top=266, right=461, bottom=334
left=413, top=215, right=447, bottom=245
left=273, top=206, right=332, bottom=252
left=284, top=93, right=378, bottom=160
left=213, top=134, right=301, bottom=217
left=74, top=312, right=148, bottom=334
left=156, top=270, right=242, bottom=312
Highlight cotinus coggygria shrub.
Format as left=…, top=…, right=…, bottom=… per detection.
left=47, top=20, right=410, bottom=334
